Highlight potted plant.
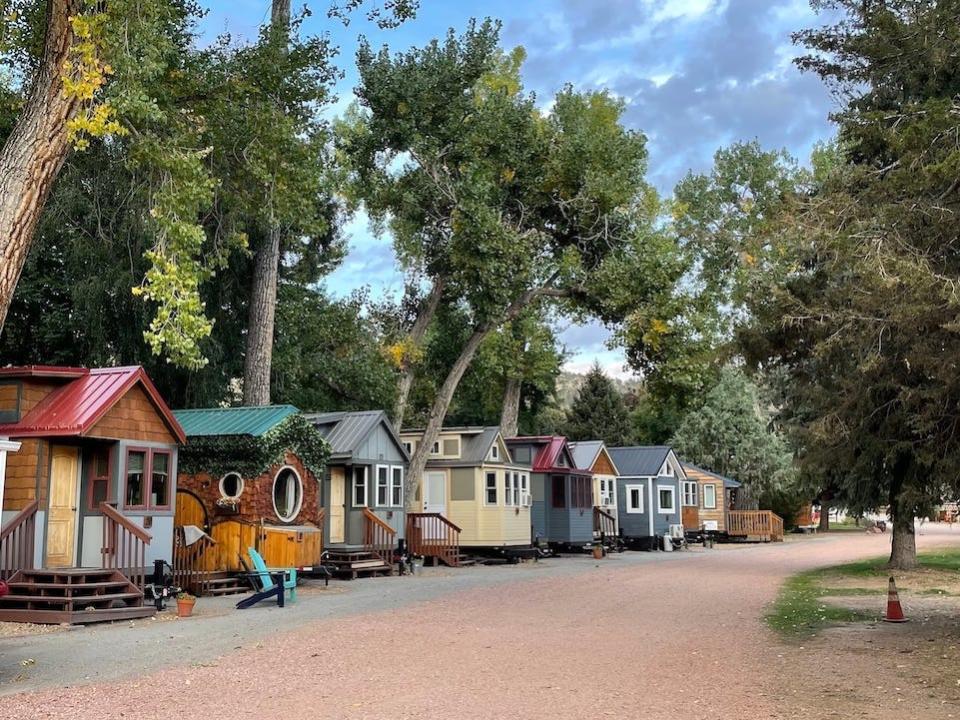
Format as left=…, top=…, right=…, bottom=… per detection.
left=176, top=591, right=196, bottom=618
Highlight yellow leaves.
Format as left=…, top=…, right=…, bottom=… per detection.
left=500, top=167, right=516, bottom=183
left=382, top=337, right=424, bottom=369
left=742, top=251, right=757, bottom=267
left=397, top=101, right=409, bottom=116
left=61, top=10, right=126, bottom=150
left=639, top=316, right=671, bottom=351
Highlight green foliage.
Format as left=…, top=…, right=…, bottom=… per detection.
left=671, top=367, right=798, bottom=513
left=765, top=571, right=873, bottom=639
left=177, top=414, right=330, bottom=478
left=563, top=363, right=632, bottom=445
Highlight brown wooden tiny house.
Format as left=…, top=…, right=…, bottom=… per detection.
left=0, top=365, right=185, bottom=623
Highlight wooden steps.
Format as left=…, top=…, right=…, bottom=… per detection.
left=325, top=549, right=392, bottom=580
left=0, top=568, right=154, bottom=624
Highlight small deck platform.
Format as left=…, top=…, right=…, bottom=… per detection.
left=0, top=568, right=155, bottom=624
left=325, top=548, right=393, bottom=579
left=726, top=510, right=784, bottom=542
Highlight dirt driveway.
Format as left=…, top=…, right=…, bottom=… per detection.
left=2, top=526, right=958, bottom=720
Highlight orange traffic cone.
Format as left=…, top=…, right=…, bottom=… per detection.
left=883, top=576, right=908, bottom=623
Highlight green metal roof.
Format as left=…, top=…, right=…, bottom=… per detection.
left=173, top=405, right=299, bottom=438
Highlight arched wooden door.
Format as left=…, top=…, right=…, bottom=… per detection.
left=174, top=489, right=209, bottom=532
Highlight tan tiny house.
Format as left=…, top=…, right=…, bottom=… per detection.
left=401, top=426, right=534, bottom=563
left=680, top=462, right=732, bottom=533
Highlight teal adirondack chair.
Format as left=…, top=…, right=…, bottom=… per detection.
left=247, top=547, right=297, bottom=602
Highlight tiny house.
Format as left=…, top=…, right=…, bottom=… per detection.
left=608, top=446, right=685, bottom=549
left=0, top=365, right=184, bottom=623
left=401, top=426, right=534, bottom=563
left=679, top=462, right=734, bottom=534
left=568, top=440, right=620, bottom=540
left=174, top=405, right=326, bottom=590
left=306, top=410, right=407, bottom=577
left=506, top=436, right=594, bottom=551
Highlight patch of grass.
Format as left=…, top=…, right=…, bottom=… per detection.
left=767, top=548, right=960, bottom=638
left=766, top=572, right=874, bottom=637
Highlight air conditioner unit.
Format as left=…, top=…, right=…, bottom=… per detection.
left=602, top=497, right=614, bottom=507
left=522, top=492, right=533, bottom=507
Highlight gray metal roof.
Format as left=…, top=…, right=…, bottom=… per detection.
left=608, top=446, right=672, bottom=476
left=568, top=441, right=604, bottom=471
left=304, top=410, right=408, bottom=461
left=399, top=426, right=504, bottom=466
left=681, top=462, right=741, bottom=488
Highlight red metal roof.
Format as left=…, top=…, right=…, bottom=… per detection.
left=0, top=366, right=185, bottom=443
left=507, top=435, right=588, bottom=474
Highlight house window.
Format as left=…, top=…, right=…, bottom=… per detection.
left=391, top=467, right=404, bottom=507
left=504, top=472, right=514, bottom=506
left=219, top=472, right=244, bottom=500
left=272, top=467, right=303, bottom=522
left=663, top=460, right=675, bottom=476
left=124, top=448, right=172, bottom=510
left=376, top=465, right=390, bottom=506
left=88, top=447, right=111, bottom=510
left=512, top=472, right=520, bottom=506
left=683, top=481, right=698, bottom=507
left=600, top=479, right=615, bottom=507
left=402, top=441, right=412, bottom=455
left=520, top=473, right=529, bottom=505
left=430, top=441, right=440, bottom=455
left=353, top=466, right=368, bottom=506
left=626, top=484, right=644, bottom=513
left=490, top=444, right=499, bottom=461
left=551, top=475, right=566, bottom=508
left=485, top=472, right=498, bottom=505
left=703, top=483, right=717, bottom=509
left=658, top=486, right=676, bottom=513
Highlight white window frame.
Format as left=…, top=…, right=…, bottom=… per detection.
left=353, top=465, right=368, bottom=507
left=662, top=459, right=675, bottom=477
left=430, top=440, right=440, bottom=455
left=391, top=466, right=404, bottom=507
left=512, top=471, right=520, bottom=506
left=626, top=484, right=645, bottom=513
left=484, top=471, right=498, bottom=506
left=520, top=472, right=529, bottom=505
left=703, top=483, right=717, bottom=509
left=601, top=478, right=615, bottom=507
left=489, top=443, right=500, bottom=461
left=402, top=441, right=412, bottom=455
left=375, top=464, right=390, bottom=507
left=657, top=485, right=676, bottom=514
left=682, top=481, right=698, bottom=507
left=271, top=465, right=304, bottom=523
left=504, top=472, right=514, bottom=506
left=218, top=471, right=244, bottom=500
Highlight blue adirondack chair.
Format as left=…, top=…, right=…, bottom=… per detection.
left=248, top=547, right=297, bottom=602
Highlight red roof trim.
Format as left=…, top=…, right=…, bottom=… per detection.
left=0, top=366, right=89, bottom=378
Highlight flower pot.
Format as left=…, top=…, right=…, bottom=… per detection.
left=177, top=598, right=196, bottom=618
left=592, top=545, right=603, bottom=560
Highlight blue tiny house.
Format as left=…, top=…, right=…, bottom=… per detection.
left=506, top=436, right=594, bottom=550
left=608, top=446, right=686, bottom=549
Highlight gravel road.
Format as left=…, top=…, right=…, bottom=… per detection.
left=2, top=526, right=958, bottom=720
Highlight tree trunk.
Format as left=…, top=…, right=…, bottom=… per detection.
left=818, top=497, right=831, bottom=532
left=241, top=0, right=290, bottom=406
left=499, top=377, right=522, bottom=438
left=404, top=282, right=551, bottom=510
left=0, top=0, right=83, bottom=334
left=887, top=455, right=917, bottom=570
left=393, top=278, right=445, bottom=429
left=242, top=226, right=281, bottom=405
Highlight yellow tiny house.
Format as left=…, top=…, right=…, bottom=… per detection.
left=401, top=427, right=535, bottom=563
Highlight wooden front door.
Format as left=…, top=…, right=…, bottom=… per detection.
left=329, top=467, right=346, bottom=544
left=46, top=445, right=80, bottom=568
left=175, top=489, right=208, bottom=530
left=681, top=505, right=700, bottom=530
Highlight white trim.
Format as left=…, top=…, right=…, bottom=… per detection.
left=483, top=470, right=498, bottom=506
left=352, top=465, right=368, bottom=507
left=703, top=483, right=717, bottom=509
left=272, top=464, right=304, bottom=523
left=657, top=484, right=676, bottom=514
left=489, top=443, right=500, bottom=461
left=625, top=483, right=645, bottom=514
left=391, top=466, right=404, bottom=507
left=682, top=480, right=698, bottom=507
left=218, top=471, right=244, bottom=500
left=374, top=464, right=390, bottom=507
left=648, top=480, right=655, bottom=536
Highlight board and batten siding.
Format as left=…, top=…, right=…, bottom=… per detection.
left=617, top=474, right=684, bottom=538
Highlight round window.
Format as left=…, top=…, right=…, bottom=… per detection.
left=272, top=467, right=303, bottom=523
left=219, top=472, right=244, bottom=500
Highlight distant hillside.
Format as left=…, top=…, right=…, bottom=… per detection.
left=554, top=371, right=642, bottom=409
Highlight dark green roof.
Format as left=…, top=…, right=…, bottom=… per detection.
left=173, top=405, right=299, bottom=438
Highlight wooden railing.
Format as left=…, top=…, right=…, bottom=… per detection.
left=361, top=508, right=397, bottom=570
left=405, top=512, right=462, bottom=567
left=0, top=500, right=38, bottom=580
left=726, top=510, right=784, bottom=542
left=100, top=502, right=152, bottom=591
left=173, top=526, right=216, bottom=596
left=593, top=506, right=617, bottom=540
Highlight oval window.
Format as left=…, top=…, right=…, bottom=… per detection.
left=219, top=472, right=244, bottom=500
left=272, top=467, right=303, bottom=523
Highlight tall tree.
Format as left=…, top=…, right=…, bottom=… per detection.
left=563, top=363, right=632, bottom=446
left=342, top=22, right=663, bottom=504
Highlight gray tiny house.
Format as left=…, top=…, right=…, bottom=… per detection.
left=306, top=411, right=408, bottom=576
left=608, top=446, right=686, bottom=549
left=506, top=436, right=594, bottom=550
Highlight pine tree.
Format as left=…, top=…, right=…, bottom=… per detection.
left=564, top=364, right=632, bottom=446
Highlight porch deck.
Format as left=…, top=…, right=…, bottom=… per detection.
left=726, top=510, right=784, bottom=542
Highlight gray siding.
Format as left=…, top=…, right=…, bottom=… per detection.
left=616, top=475, right=683, bottom=538
left=531, top=474, right=547, bottom=541
left=355, top=423, right=407, bottom=466
left=329, top=462, right=406, bottom=545
left=531, top=472, right=592, bottom=545
left=651, top=476, right=683, bottom=533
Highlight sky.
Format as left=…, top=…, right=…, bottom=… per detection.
left=203, top=0, right=838, bottom=378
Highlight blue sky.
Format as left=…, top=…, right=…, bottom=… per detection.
left=203, top=0, right=837, bottom=378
